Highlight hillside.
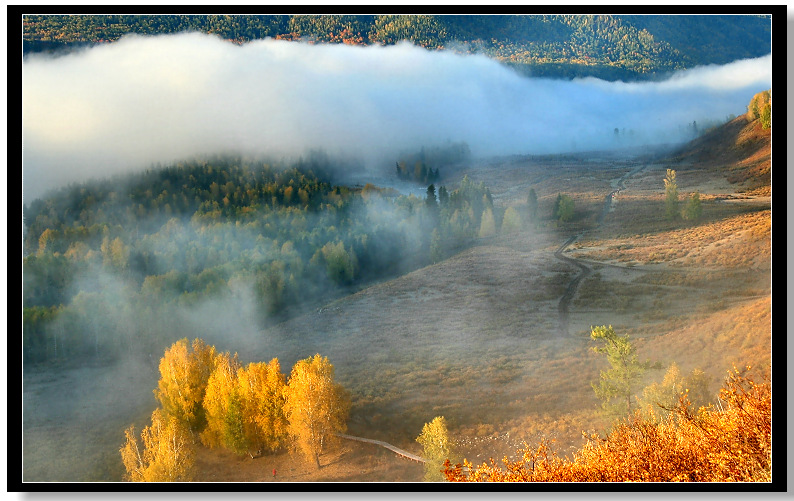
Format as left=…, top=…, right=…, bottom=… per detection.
left=21, top=13, right=772, bottom=81
left=668, top=97, right=771, bottom=195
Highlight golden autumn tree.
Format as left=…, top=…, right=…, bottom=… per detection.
left=200, top=351, right=244, bottom=452
left=237, top=359, right=289, bottom=454
left=154, top=338, right=217, bottom=432
left=283, top=354, right=351, bottom=469
left=500, top=206, right=522, bottom=234
left=416, top=416, right=454, bottom=482
left=638, top=363, right=713, bottom=422
left=120, top=408, right=195, bottom=482
left=664, top=169, right=679, bottom=221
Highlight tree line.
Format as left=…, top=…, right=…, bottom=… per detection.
left=22, top=156, right=515, bottom=363
left=22, top=14, right=771, bottom=82
left=747, top=89, right=772, bottom=130
left=120, top=338, right=350, bottom=480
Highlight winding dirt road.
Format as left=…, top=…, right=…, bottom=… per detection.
left=555, top=163, right=647, bottom=336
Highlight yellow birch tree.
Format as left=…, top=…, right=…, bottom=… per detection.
left=200, top=351, right=242, bottom=450
left=283, top=354, right=350, bottom=468
left=120, top=408, right=195, bottom=482
left=154, top=338, right=217, bottom=432
left=238, top=359, right=289, bottom=454
left=417, top=416, right=454, bottom=481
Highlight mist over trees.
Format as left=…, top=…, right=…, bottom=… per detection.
left=22, top=156, right=501, bottom=364
left=21, top=29, right=771, bottom=202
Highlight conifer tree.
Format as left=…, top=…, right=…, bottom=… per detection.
left=590, top=325, right=656, bottom=416
left=526, top=188, right=538, bottom=222
left=430, top=228, right=443, bottom=263
left=478, top=207, right=496, bottom=238
left=501, top=206, right=522, bottom=234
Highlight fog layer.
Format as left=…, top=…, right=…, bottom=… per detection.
left=22, top=32, right=772, bottom=201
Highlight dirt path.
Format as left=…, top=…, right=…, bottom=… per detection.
left=555, top=163, right=647, bottom=336
left=336, top=433, right=427, bottom=463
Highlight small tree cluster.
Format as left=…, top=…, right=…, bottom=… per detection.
left=637, top=362, right=713, bottom=422
left=552, top=193, right=575, bottom=223
left=747, top=90, right=771, bottom=130
left=199, top=353, right=290, bottom=456
left=122, top=339, right=349, bottom=481
left=683, top=191, right=702, bottom=221
left=444, top=367, right=771, bottom=482
left=396, top=160, right=440, bottom=184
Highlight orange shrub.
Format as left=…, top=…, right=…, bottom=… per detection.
left=445, top=367, right=771, bottom=482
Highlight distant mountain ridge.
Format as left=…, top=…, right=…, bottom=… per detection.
left=21, top=14, right=772, bottom=81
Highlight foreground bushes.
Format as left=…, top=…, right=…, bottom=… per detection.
left=444, top=367, right=771, bottom=482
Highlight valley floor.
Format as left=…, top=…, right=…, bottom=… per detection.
left=22, top=147, right=772, bottom=483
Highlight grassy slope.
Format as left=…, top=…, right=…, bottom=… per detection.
left=669, top=114, right=771, bottom=195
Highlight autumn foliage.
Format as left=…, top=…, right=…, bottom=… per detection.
left=154, top=338, right=217, bottom=432
left=444, top=367, right=771, bottom=482
left=120, top=408, right=195, bottom=482
left=237, top=359, right=290, bottom=454
left=283, top=354, right=351, bottom=468
left=122, top=339, right=347, bottom=481
left=200, top=351, right=243, bottom=451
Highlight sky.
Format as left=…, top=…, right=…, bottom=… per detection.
left=21, top=32, right=772, bottom=202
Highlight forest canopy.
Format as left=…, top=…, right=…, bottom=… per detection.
left=23, top=155, right=501, bottom=363
left=22, top=14, right=772, bottom=81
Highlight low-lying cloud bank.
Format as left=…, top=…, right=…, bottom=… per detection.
left=22, top=32, right=772, bottom=201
